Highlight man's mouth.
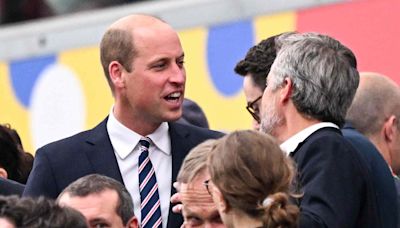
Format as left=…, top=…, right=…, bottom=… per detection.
left=165, top=92, right=182, bottom=102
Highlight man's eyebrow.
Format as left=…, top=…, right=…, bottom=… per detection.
left=209, top=211, right=221, bottom=219
left=89, top=218, right=110, bottom=225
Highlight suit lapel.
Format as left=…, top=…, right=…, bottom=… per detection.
left=168, top=122, right=192, bottom=185
left=84, top=117, right=124, bottom=183
left=167, top=122, right=191, bottom=227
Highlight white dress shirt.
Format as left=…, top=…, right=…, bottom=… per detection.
left=280, top=122, right=339, bottom=156
left=107, top=109, right=172, bottom=228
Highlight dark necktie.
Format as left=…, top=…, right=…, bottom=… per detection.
left=138, top=137, right=162, bottom=228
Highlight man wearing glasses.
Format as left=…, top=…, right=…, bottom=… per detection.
left=234, top=35, right=280, bottom=131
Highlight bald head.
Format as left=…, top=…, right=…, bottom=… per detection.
left=100, top=14, right=175, bottom=93
left=347, top=72, right=400, bottom=136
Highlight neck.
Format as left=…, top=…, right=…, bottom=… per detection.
left=274, top=109, right=320, bottom=144
left=113, top=103, right=160, bottom=136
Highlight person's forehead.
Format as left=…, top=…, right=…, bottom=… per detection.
left=60, top=190, right=119, bottom=214
left=181, top=183, right=215, bottom=209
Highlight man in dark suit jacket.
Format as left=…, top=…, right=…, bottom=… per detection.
left=24, top=14, right=222, bottom=228
left=342, top=123, right=398, bottom=228
left=260, top=33, right=392, bottom=227
left=0, top=178, right=24, bottom=196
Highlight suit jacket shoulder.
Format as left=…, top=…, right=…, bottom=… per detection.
left=0, top=178, right=24, bottom=196
left=292, top=127, right=380, bottom=228
left=23, top=118, right=121, bottom=198
left=341, top=124, right=398, bottom=228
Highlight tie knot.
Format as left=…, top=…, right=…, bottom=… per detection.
left=139, top=137, right=151, bottom=149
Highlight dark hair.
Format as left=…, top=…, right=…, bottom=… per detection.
left=234, top=35, right=280, bottom=90
left=58, top=174, right=134, bottom=225
left=0, top=124, right=25, bottom=183
left=208, top=130, right=299, bottom=228
left=0, top=196, right=87, bottom=228
left=100, top=28, right=136, bottom=94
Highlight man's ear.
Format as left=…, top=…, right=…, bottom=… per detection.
left=383, top=115, right=397, bottom=143
left=279, top=77, right=293, bottom=103
left=109, top=61, right=125, bottom=89
left=127, top=216, right=139, bottom=228
left=0, top=168, right=8, bottom=179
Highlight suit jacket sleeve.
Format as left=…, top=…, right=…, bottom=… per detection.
left=293, top=135, right=366, bottom=228
left=23, top=147, right=59, bottom=198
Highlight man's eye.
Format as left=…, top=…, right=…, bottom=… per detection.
left=177, top=60, right=185, bottom=68
left=154, top=63, right=166, bottom=69
left=186, top=217, right=202, bottom=226
left=93, top=223, right=110, bottom=228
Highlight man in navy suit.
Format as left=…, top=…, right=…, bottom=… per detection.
left=24, top=14, right=222, bottom=228
left=347, top=72, right=400, bottom=227
left=260, top=33, right=388, bottom=227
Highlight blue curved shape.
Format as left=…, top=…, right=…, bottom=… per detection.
left=10, top=55, right=56, bottom=108
left=207, top=20, right=254, bottom=96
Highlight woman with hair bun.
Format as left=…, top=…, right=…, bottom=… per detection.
left=206, top=130, right=299, bottom=228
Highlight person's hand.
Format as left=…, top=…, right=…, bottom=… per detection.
left=171, top=182, right=183, bottom=214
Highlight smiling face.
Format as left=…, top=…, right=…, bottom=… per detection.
left=111, top=17, right=186, bottom=134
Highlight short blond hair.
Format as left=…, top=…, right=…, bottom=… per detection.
left=177, top=139, right=216, bottom=183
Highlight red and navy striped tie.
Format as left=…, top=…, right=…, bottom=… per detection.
left=138, top=138, right=162, bottom=228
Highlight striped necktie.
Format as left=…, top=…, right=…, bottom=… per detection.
left=138, top=137, right=162, bottom=228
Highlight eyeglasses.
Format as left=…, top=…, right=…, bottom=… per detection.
left=203, top=179, right=212, bottom=195
left=246, top=95, right=262, bottom=123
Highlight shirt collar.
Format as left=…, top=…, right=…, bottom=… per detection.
left=280, top=122, right=339, bottom=156
left=107, top=107, right=171, bottom=159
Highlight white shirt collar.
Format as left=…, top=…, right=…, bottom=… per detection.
left=107, top=107, right=170, bottom=159
left=280, top=122, right=339, bottom=156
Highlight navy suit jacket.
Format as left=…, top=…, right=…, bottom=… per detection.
left=395, top=177, right=400, bottom=228
left=291, top=127, right=385, bottom=228
left=342, top=123, right=398, bottom=228
left=0, top=178, right=24, bottom=196
left=23, top=118, right=223, bottom=228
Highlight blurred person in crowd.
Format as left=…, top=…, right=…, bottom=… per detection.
left=57, top=174, right=138, bottom=228
left=176, top=98, right=209, bottom=129
left=0, top=195, right=87, bottom=228
left=206, top=130, right=299, bottom=228
left=24, top=14, right=223, bottom=228
left=347, top=72, right=400, bottom=224
left=234, top=35, right=281, bottom=131
left=347, top=72, right=400, bottom=175
left=0, top=124, right=33, bottom=184
left=259, top=32, right=387, bottom=227
left=175, top=139, right=225, bottom=228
